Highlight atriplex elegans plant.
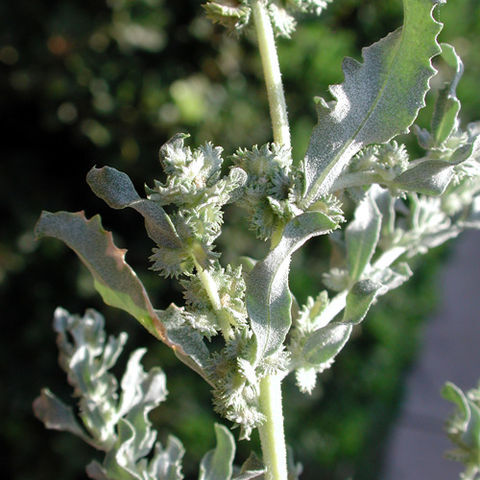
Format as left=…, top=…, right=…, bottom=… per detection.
left=34, top=1, right=480, bottom=479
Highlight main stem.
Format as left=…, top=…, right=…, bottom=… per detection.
left=258, top=375, right=289, bottom=480
left=252, top=0, right=291, bottom=150
left=252, top=2, right=290, bottom=479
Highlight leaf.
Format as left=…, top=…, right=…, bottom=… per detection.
left=302, top=0, right=444, bottom=204
left=246, top=212, right=337, bottom=358
left=199, top=423, right=235, bottom=480
left=302, top=324, right=352, bottom=367
left=86, top=461, right=110, bottom=480
left=371, top=262, right=413, bottom=293
left=371, top=185, right=396, bottom=238
left=431, top=43, right=463, bottom=146
left=87, top=166, right=182, bottom=249
left=442, top=382, right=470, bottom=429
left=35, top=211, right=208, bottom=380
left=343, top=279, right=382, bottom=325
left=149, top=436, right=185, bottom=480
left=157, top=304, right=213, bottom=386
left=35, top=211, right=168, bottom=342
left=233, top=452, right=264, bottom=480
left=392, top=158, right=456, bottom=195
left=345, top=189, right=382, bottom=282
left=33, top=389, right=95, bottom=446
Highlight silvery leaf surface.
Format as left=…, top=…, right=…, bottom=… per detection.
left=246, top=212, right=337, bottom=359
left=149, top=435, right=185, bottom=480
left=198, top=424, right=235, bottom=480
left=391, top=156, right=466, bottom=196
left=33, top=389, right=97, bottom=447
left=345, top=188, right=382, bottom=283
left=302, top=0, right=444, bottom=205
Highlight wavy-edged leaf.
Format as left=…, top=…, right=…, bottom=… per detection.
left=149, top=435, right=185, bottom=480
left=302, top=0, right=444, bottom=204
left=345, top=189, right=382, bottom=282
left=35, top=211, right=168, bottom=342
left=199, top=423, right=235, bottom=480
left=246, top=212, right=337, bottom=358
left=432, top=43, right=463, bottom=146
left=87, top=166, right=182, bottom=249
left=303, top=323, right=352, bottom=366
left=343, top=279, right=381, bottom=325
left=35, top=211, right=208, bottom=380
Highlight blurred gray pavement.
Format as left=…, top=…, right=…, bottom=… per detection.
left=383, top=230, right=480, bottom=479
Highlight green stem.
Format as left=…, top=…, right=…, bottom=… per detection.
left=194, top=261, right=233, bottom=341
left=258, top=374, right=289, bottom=480
left=251, top=3, right=290, bottom=478
left=252, top=0, right=291, bottom=150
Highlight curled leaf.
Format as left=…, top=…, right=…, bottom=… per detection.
left=199, top=423, right=236, bottom=480
left=35, top=211, right=167, bottom=342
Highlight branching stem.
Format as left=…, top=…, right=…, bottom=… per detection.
left=252, top=0, right=291, bottom=150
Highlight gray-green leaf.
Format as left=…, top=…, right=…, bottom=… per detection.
left=33, top=389, right=96, bottom=446
left=149, top=436, right=185, bottom=480
left=431, top=43, right=463, bottom=146
left=302, top=0, right=443, bottom=204
left=392, top=158, right=456, bottom=195
left=346, top=189, right=382, bottom=282
left=343, top=279, right=382, bottom=325
left=35, top=211, right=168, bottom=342
left=87, top=166, right=182, bottom=249
left=199, top=424, right=235, bottom=480
left=246, top=212, right=337, bottom=358
left=303, top=323, right=352, bottom=368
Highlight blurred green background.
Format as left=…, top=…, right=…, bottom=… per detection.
left=1, top=0, right=479, bottom=479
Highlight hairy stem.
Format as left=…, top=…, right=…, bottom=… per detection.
left=258, top=374, right=289, bottom=480
left=251, top=2, right=290, bottom=478
left=195, top=262, right=233, bottom=341
left=252, top=0, right=291, bottom=150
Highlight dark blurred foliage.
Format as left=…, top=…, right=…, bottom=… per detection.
left=1, top=0, right=479, bottom=479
